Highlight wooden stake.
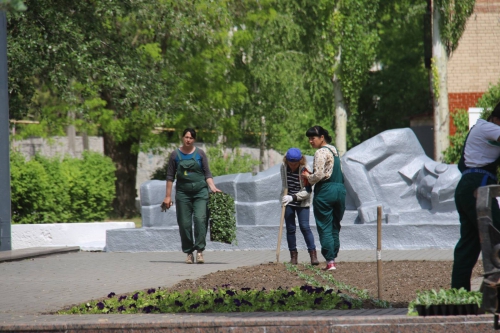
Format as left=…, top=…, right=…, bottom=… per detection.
left=377, top=206, right=383, bottom=300
left=276, top=188, right=288, bottom=263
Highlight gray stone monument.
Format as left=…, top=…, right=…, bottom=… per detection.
left=106, top=128, right=461, bottom=252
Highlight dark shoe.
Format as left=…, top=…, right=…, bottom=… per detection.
left=308, top=250, right=320, bottom=265
left=290, top=250, right=298, bottom=265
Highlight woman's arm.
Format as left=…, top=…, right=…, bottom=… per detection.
left=306, top=149, right=330, bottom=185
left=162, top=180, right=174, bottom=208
left=206, top=178, right=221, bottom=192
left=294, top=165, right=312, bottom=201
left=162, top=151, right=177, bottom=209
left=198, top=149, right=221, bottom=192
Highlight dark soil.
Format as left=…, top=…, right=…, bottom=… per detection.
left=165, top=260, right=484, bottom=308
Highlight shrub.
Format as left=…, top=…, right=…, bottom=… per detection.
left=208, top=192, right=237, bottom=245
left=10, top=151, right=116, bottom=223
left=150, top=145, right=259, bottom=180
left=443, top=109, right=468, bottom=164
left=206, top=145, right=259, bottom=177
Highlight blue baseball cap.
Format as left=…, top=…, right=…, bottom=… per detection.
left=285, top=148, right=302, bottom=162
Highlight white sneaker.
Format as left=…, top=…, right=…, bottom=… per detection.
left=196, top=251, right=204, bottom=264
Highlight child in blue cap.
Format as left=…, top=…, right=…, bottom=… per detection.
left=280, top=148, right=319, bottom=265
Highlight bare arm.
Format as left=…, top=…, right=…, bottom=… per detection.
left=206, top=178, right=221, bottom=193
left=162, top=180, right=174, bottom=209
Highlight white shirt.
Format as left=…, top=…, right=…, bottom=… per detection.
left=464, top=119, right=500, bottom=167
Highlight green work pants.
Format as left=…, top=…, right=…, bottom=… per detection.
left=452, top=173, right=500, bottom=290
left=175, top=187, right=209, bottom=254
left=313, top=182, right=346, bottom=262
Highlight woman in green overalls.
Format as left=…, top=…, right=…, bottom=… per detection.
left=303, top=126, right=346, bottom=271
left=162, top=128, right=221, bottom=264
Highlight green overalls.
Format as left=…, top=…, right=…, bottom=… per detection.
left=313, top=146, right=346, bottom=262
left=451, top=135, right=500, bottom=290
left=175, top=148, right=209, bottom=254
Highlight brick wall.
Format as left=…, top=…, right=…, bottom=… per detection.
left=448, top=92, right=483, bottom=135
left=447, top=2, right=500, bottom=94
left=447, top=0, right=500, bottom=135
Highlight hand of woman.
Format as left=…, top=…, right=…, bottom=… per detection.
left=282, top=195, right=293, bottom=206
left=206, top=178, right=221, bottom=193
left=211, top=187, right=222, bottom=193
left=162, top=196, right=174, bottom=211
left=301, top=169, right=311, bottom=186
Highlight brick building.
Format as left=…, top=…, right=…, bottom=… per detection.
left=447, top=0, right=500, bottom=134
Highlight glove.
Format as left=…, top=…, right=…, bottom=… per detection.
left=282, top=195, right=293, bottom=206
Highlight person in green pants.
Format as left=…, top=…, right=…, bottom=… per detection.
left=452, top=102, right=500, bottom=290
left=303, top=126, right=346, bottom=271
left=162, top=128, right=221, bottom=264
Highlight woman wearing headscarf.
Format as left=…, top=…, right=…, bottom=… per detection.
left=303, top=126, right=346, bottom=271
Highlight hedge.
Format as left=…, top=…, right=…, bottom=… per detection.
left=10, top=151, right=116, bottom=223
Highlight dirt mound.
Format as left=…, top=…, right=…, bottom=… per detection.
left=166, top=260, right=483, bottom=308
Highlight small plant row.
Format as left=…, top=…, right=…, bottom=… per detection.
left=59, top=284, right=356, bottom=315
left=285, top=263, right=390, bottom=308
left=408, top=288, right=483, bottom=316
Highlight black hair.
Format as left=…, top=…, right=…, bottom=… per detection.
left=305, top=125, right=332, bottom=143
left=182, top=128, right=197, bottom=139
left=488, top=101, right=500, bottom=121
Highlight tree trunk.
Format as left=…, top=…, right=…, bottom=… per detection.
left=103, top=132, right=139, bottom=218
left=333, top=47, right=347, bottom=156
left=432, top=2, right=450, bottom=162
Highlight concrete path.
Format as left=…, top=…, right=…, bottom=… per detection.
left=0, top=248, right=491, bottom=332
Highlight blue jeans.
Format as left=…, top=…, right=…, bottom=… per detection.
left=284, top=206, right=316, bottom=251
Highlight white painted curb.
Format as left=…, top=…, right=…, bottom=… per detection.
left=11, top=222, right=135, bottom=251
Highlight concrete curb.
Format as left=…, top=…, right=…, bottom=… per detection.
left=0, top=313, right=494, bottom=332
left=0, top=246, right=80, bottom=263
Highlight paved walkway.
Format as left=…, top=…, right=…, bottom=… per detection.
left=0, top=248, right=491, bottom=331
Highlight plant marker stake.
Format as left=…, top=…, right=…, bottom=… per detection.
left=276, top=188, right=288, bottom=263
left=377, top=206, right=383, bottom=300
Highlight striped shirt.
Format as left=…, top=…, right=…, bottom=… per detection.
left=286, top=167, right=302, bottom=207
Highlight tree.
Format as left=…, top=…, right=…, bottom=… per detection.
left=357, top=1, right=432, bottom=142
left=431, top=0, right=475, bottom=161
left=0, top=0, right=25, bottom=11
left=330, top=0, right=381, bottom=150
left=8, top=0, right=244, bottom=217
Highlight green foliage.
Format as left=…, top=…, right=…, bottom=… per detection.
left=333, top=0, right=381, bottom=146
left=435, top=0, right=476, bottom=53
left=60, top=284, right=352, bottom=314
left=285, top=263, right=390, bottom=308
left=408, top=288, right=482, bottom=314
left=208, top=192, right=237, bottom=245
left=149, top=163, right=168, bottom=182
left=444, top=79, right=500, bottom=164
left=477, top=79, right=500, bottom=120
left=358, top=0, right=432, bottom=143
left=0, top=0, right=26, bottom=11
left=443, top=109, right=468, bottom=164
left=150, top=146, right=259, bottom=180
left=206, top=146, right=259, bottom=177
left=10, top=151, right=116, bottom=223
